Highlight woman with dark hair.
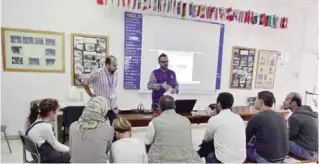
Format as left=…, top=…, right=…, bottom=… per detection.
left=26, top=98, right=70, bottom=163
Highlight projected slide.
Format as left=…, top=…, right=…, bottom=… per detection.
left=140, top=15, right=221, bottom=91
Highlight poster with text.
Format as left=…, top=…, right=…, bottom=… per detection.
left=229, top=46, right=256, bottom=89
left=255, top=50, right=278, bottom=89
left=71, top=33, right=109, bottom=86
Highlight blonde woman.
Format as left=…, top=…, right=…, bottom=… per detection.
left=69, top=96, right=114, bottom=163
left=110, top=117, right=148, bottom=163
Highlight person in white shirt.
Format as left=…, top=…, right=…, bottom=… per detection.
left=110, top=117, right=148, bottom=163
left=198, top=92, right=246, bottom=163
left=26, top=99, right=70, bottom=163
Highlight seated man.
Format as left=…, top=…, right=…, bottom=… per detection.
left=144, top=95, right=202, bottom=163
left=198, top=92, right=246, bottom=163
left=246, top=91, right=288, bottom=163
left=285, top=94, right=318, bottom=160
left=282, top=92, right=301, bottom=121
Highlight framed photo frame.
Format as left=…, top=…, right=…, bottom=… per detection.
left=1, top=27, right=65, bottom=73
left=71, top=33, right=109, bottom=86
left=229, top=46, right=256, bottom=89
left=255, top=50, right=278, bottom=89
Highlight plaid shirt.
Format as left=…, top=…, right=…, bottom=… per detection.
left=82, top=67, right=118, bottom=109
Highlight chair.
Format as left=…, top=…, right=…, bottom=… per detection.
left=1, top=125, right=12, bottom=153
left=62, top=106, right=85, bottom=143
left=18, top=131, right=41, bottom=163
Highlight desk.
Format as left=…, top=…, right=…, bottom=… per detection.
left=119, top=108, right=289, bottom=127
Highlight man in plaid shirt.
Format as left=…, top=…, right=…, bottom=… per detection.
left=81, top=55, right=118, bottom=123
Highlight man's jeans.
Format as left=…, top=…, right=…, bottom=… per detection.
left=247, top=143, right=284, bottom=163
left=289, top=141, right=318, bottom=160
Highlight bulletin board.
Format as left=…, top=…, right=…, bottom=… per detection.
left=71, top=33, right=109, bottom=86
left=1, top=27, right=65, bottom=73
left=229, top=46, right=256, bottom=89
left=255, top=50, right=278, bottom=89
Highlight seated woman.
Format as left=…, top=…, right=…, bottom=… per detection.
left=69, top=96, right=114, bottom=163
left=26, top=98, right=70, bottom=163
left=110, top=117, right=148, bottom=163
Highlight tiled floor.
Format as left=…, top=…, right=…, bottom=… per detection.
left=1, top=124, right=206, bottom=163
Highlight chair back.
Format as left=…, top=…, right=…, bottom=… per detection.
left=18, top=131, right=41, bottom=163
left=62, top=106, right=85, bottom=126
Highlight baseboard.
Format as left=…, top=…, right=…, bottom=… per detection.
left=1, top=135, right=20, bottom=140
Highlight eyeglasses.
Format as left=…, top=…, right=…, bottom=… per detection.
left=159, top=61, right=169, bottom=63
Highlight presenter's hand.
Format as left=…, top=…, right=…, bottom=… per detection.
left=162, top=84, right=171, bottom=90
left=171, top=89, right=178, bottom=94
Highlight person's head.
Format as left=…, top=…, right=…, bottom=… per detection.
left=105, top=55, right=118, bottom=74
left=78, top=96, right=110, bottom=138
left=28, top=99, right=59, bottom=124
left=112, top=117, right=132, bottom=139
left=158, top=53, right=169, bottom=70
left=216, top=92, right=234, bottom=114
left=159, top=95, right=175, bottom=111
left=283, top=92, right=302, bottom=112
left=255, top=91, right=275, bottom=111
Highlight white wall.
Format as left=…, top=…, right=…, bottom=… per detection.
left=1, top=0, right=317, bottom=135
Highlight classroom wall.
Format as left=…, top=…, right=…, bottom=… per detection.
left=1, top=0, right=317, bottom=135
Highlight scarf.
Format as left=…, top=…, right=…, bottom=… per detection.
left=77, top=96, right=110, bottom=138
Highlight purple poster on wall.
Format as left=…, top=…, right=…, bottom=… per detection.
left=124, top=12, right=143, bottom=89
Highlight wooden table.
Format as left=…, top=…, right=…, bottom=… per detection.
left=119, top=107, right=289, bottom=127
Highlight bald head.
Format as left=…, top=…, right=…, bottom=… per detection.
left=159, top=95, right=176, bottom=111
left=105, top=55, right=118, bottom=73
left=283, top=92, right=302, bottom=111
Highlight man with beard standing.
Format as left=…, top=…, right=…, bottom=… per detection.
left=81, top=55, right=118, bottom=124
left=147, top=53, right=179, bottom=110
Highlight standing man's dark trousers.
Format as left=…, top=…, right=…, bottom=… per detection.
left=105, top=109, right=118, bottom=125
left=105, top=110, right=118, bottom=142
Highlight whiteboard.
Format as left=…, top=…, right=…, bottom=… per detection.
left=140, top=15, right=222, bottom=92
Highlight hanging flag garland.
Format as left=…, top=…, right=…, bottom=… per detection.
left=97, top=0, right=289, bottom=29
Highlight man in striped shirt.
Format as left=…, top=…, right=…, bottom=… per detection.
left=81, top=55, right=118, bottom=123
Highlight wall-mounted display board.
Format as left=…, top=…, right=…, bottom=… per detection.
left=1, top=27, right=65, bottom=73
left=255, top=50, right=278, bottom=89
left=123, top=12, right=143, bottom=89
left=229, top=46, right=256, bottom=89
left=71, top=33, right=109, bottom=86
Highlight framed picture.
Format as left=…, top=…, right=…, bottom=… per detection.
left=255, top=50, right=278, bottom=89
left=1, top=27, right=65, bottom=73
left=229, top=46, right=256, bottom=89
left=71, top=33, right=109, bottom=86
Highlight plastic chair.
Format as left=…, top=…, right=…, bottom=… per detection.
left=62, top=106, right=85, bottom=143
left=18, top=131, right=41, bottom=163
left=1, top=125, right=12, bottom=153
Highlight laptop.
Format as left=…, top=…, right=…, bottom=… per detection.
left=175, top=99, right=197, bottom=114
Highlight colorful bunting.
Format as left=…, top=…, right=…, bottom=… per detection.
left=181, top=2, right=186, bottom=18
left=97, top=0, right=107, bottom=5
left=176, top=1, right=181, bottom=15
left=192, top=4, right=197, bottom=18
left=97, top=0, right=289, bottom=29
left=188, top=3, right=193, bottom=16
left=137, top=0, right=142, bottom=9
left=173, top=0, right=176, bottom=14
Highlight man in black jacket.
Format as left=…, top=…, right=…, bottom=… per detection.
left=285, top=94, right=318, bottom=160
